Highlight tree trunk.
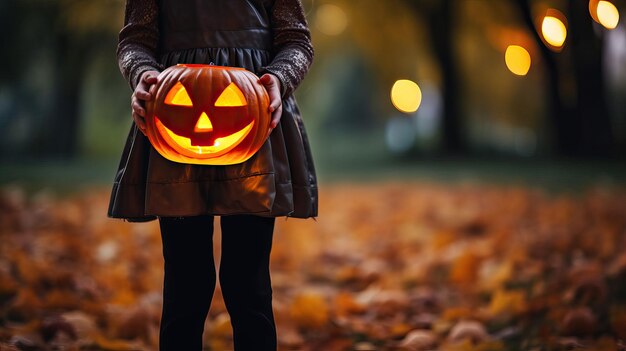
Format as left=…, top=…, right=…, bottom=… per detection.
left=568, top=0, right=614, bottom=156
left=513, top=0, right=614, bottom=157
left=513, top=0, right=578, bottom=155
left=32, top=31, right=85, bottom=158
left=431, top=0, right=464, bottom=153
left=406, top=0, right=465, bottom=154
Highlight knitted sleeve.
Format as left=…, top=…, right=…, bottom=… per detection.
left=117, top=0, right=163, bottom=90
left=262, top=0, right=314, bottom=97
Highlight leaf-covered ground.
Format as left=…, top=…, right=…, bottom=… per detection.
left=0, top=182, right=625, bottom=350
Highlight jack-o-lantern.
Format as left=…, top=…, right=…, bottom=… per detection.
left=145, top=64, right=270, bottom=165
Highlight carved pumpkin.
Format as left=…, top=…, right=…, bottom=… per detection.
left=145, top=64, right=270, bottom=165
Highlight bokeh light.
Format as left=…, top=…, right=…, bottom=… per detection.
left=390, top=79, right=422, bottom=113
left=597, top=1, right=620, bottom=29
left=315, top=4, right=348, bottom=36
left=541, top=13, right=567, bottom=48
left=505, top=45, right=531, bottom=76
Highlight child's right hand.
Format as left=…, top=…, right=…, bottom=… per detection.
left=131, top=70, right=160, bottom=135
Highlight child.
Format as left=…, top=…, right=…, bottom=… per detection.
left=107, top=0, right=318, bottom=350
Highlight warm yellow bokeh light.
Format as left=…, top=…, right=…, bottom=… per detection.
left=315, top=4, right=348, bottom=36
left=541, top=15, right=567, bottom=48
left=391, top=80, right=422, bottom=113
left=597, top=1, right=620, bottom=29
left=505, top=45, right=531, bottom=76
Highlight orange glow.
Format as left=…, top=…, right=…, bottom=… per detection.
left=590, top=0, right=602, bottom=22
left=164, top=82, right=193, bottom=106
left=505, top=45, right=531, bottom=76
left=316, top=4, right=348, bottom=36
left=486, top=26, right=534, bottom=53
left=541, top=10, right=567, bottom=49
left=146, top=64, right=270, bottom=165
left=597, top=1, right=620, bottom=29
left=155, top=117, right=254, bottom=157
left=215, top=82, right=248, bottom=107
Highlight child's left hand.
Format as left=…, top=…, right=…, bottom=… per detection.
left=259, top=73, right=283, bottom=133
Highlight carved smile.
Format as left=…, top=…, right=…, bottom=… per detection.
left=154, top=116, right=254, bottom=158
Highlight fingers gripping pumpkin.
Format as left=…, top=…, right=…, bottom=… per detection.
left=145, top=64, right=271, bottom=165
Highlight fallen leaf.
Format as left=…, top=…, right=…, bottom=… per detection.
left=447, top=320, right=490, bottom=345
left=398, top=329, right=438, bottom=351
left=289, top=291, right=329, bottom=329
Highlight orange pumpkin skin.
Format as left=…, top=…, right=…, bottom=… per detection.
left=145, top=64, right=271, bottom=165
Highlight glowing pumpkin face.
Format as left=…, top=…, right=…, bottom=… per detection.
left=145, top=64, right=270, bottom=165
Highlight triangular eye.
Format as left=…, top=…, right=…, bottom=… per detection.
left=215, top=82, right=247, bottom=107
left=165, top=82, right=193, bottom=106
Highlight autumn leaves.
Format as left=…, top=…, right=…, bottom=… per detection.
left=1, top=183, right=625, bottom=350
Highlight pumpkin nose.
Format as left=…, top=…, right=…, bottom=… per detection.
left=194, top=112, right=213, bottom=132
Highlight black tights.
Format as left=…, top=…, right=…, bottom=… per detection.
left=158, top=215, right=276, bottom=351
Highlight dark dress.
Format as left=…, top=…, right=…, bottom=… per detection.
left=108, top=0, right=318, bottom=221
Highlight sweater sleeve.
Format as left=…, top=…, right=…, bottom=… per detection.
left=117, top=0, right=163, bottom=91
left=261, top=0, right=314, bottom=97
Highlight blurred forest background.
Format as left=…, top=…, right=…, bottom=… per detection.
left=2, top=0, right=626, bottom=350
left=1, top=0, right=626, bottom=185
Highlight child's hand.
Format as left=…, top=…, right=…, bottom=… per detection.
left=259, top=73, right=283, bottom=134
left=131, top=70, right=160, bottom=135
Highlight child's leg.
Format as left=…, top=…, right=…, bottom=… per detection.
left=219, top=215, right=277, bottom=351
left=158, top=215, right=216, bottom=351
